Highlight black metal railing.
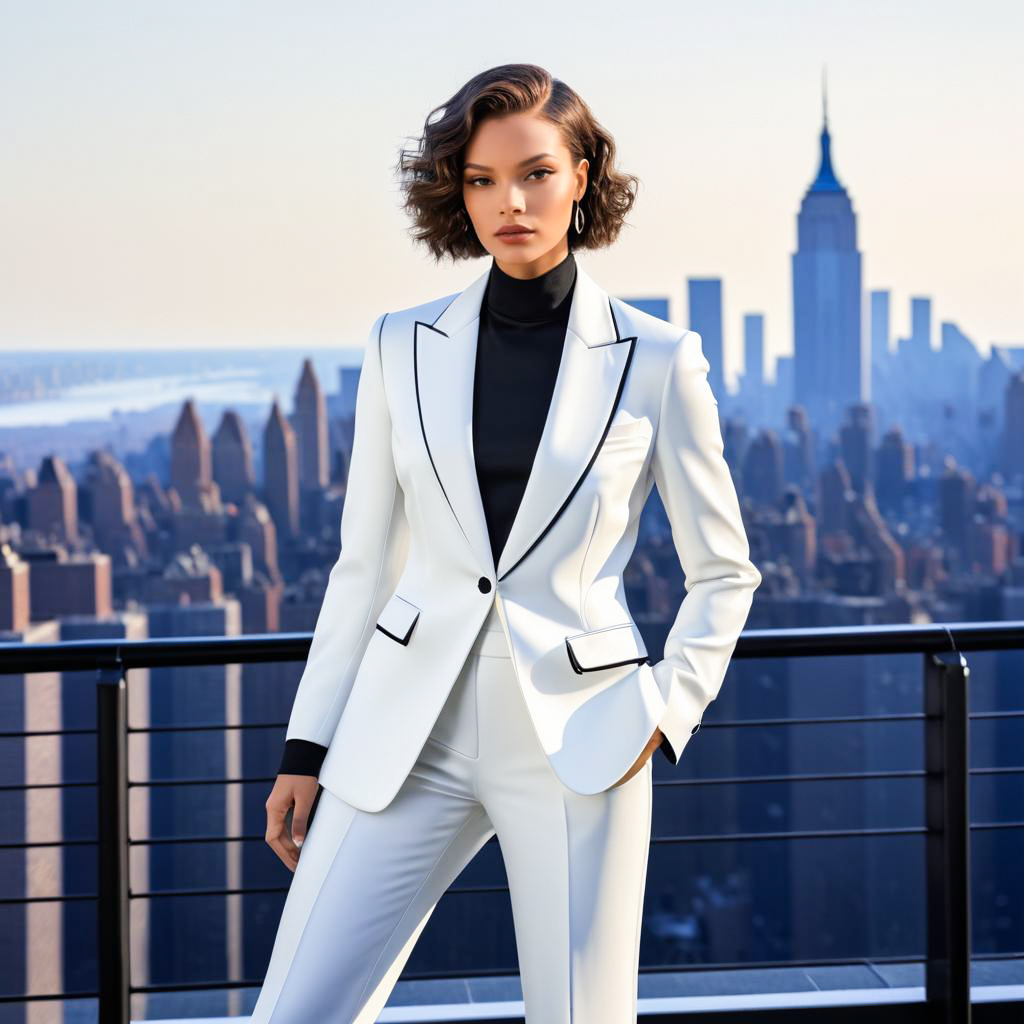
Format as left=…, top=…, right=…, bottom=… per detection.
left=2, top=619, right=1023, bottom=1024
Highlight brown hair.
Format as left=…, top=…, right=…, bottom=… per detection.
left=396, top=63, right=639, bottom=263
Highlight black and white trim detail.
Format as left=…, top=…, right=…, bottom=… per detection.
left=374, top=593, right=422, bottom=646
left=564, top=621, right=650, bottom=675
left=498, top=330, right=637, bottom=582
left=413, top=318, right=465, bottom=545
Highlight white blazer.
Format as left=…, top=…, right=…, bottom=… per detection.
left=286, top=259, right=762, bottom=813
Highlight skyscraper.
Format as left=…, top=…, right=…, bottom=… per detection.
left=688, top=278, right=725, bottom=399
left=263, top=399, right=299, bottom=541
left=744, top=312, right=765, bottom=390
left=294, top=358, right=329, bottom=490
left=870, top=289, right=890, bottom=368
left=622, top=297, right=671, bottom=323
left=170, top=399, right=213, bottom=509
left=792, top=76, right=864, bottom=442
left=213, top=410, right=255, bottom=506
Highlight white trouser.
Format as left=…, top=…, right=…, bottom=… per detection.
left=250, top=600, right=654, bottom=1024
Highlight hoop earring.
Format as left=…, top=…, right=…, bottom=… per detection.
left=573, top=199, right=585, bottom=234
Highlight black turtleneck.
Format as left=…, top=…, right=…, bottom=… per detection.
left=473, top=250, right=577, bottom=567
left=279, top=252, right=577, bottom=779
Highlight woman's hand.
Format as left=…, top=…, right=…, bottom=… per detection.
left=266, top=774, right=320, bottom=872
left=611, top=726, right=663, bottom=788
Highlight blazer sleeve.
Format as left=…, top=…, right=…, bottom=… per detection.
left=281, top=311, right=411, bottom=762
left=648, top=330, right=762, bottom=765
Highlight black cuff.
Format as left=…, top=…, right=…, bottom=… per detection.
left=658, top=732, right=679, bottom=766
left=278, top=739, right=328, bottom=778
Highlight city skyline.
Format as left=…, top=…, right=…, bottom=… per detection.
left=3, top=6, right=1023, bottom=1017
left=1, top=0, right=1021, bottom=381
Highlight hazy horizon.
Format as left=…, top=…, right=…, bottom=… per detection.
left=2, top=0, right=1021, bottom=389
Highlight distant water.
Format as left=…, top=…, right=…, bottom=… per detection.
left=0, top=368, right=274, bottom=428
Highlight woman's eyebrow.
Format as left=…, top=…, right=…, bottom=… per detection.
left=464, top=152, right=555, bottom=172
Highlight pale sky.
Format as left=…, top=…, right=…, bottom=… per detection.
left=1, top=0, right=1021, bottom=385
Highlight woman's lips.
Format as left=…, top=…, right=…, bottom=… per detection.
left=496, top=229, right=534, bottom=243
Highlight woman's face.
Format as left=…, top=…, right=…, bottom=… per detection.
left=462, top=111, right=588, bottom=279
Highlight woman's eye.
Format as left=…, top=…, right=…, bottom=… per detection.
left=465, top=168, right=553, bottom=187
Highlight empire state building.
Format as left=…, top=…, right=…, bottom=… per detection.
left=791, top=81, right=865, bottom=443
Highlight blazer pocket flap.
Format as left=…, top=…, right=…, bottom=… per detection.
left=565, top=622, right=648, bottom=674
left=375, top=593, right=421, bottom=645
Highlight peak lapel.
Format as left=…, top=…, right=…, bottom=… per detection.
left=413, top=265, right=494, bottom=575
left=413, top=260, right=636, bottom=583
left=496, top=262, right=637, bottom=580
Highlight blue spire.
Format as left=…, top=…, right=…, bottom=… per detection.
left=810, top=66, right=844, bottom=193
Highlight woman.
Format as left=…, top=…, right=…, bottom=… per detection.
left=251, top=63, right=761, bottom=1023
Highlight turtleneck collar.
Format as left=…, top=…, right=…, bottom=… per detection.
left=484, top=250, right=576, bottom=323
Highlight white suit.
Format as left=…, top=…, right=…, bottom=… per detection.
left=286, top=258, right=762, bottom=813
left=251, top=258, right=763, bottom=1023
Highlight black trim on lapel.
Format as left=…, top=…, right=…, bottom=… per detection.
left=608, top=296, right=622, bottom=338
left=431, top=292, right=460, bottom=329
left=411, top=300, right=498, bottom=576
left=497, top=329, right=638, bottom=582
left=409, top=265, right=636, bottom=583
left=413, top=318, right=460, bottom=535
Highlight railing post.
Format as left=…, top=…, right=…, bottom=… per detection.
left=97, top=662, right=130, bottom=1024
left=924, top=647, right=971, bottom=1023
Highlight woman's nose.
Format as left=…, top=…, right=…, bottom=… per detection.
left=499, top=188, right=526, bottom=214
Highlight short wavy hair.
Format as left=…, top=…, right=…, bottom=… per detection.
left=397, top=63, right=639, bottom=263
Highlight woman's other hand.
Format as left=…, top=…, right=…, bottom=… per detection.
left=266, top=774, right=320, bottom=872
left=611, top=726, right=663, bottom=789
